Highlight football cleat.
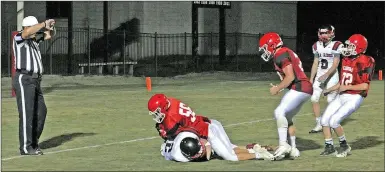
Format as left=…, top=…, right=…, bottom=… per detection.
left=309, top=125, right=323, bottom=133
left=320, top=144, right=337, bottom=156
left=254, top=146, right=274, bottom=161
left=336, top=143, right=351, bottom=157
left=273, top=142, right=291, bottom=160
left=289, top=147, right=300, bottom=158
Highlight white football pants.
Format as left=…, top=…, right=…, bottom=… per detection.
left=207, top=119, right=239, bottom=161
left=320, top=94, right=363, bottom=128
left=274, top=89, right=311, bottom=125
left=311, top=72, right=339, bottom=103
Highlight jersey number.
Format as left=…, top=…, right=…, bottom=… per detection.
left=179, top=103, right=196, bottom=122
left=341, top=72, right=353, bottom=85
left=293, top=52, right=304, bottom=72
left=320, top=59, right=328, bottom=69
left=165, top=140, right=174, bottom=153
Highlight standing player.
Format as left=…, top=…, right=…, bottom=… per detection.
left=309, top=25, right=343, bottom=133
left=258, top=32, right=313, bottom=159
left=320, top=34, right=375, bottom=157
left=148, top=94, right=275, bottom=162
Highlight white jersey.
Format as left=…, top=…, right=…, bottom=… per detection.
left=160, top=131, right=199, bottom=162
left=312, top=40, right=343, bottom=77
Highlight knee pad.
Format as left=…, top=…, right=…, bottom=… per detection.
left=274, top=107, right=288, bottom=128
left=310, top=88, right=322, bottom=103
left=329, top=114, right=343, bottom=128
left=276, top=115, right=288, bottom=128
left=311, top=89, right=322, bottom=103
left=274, top=107, right=286, bottom=119
left=320, top=115, right=330, bottom=127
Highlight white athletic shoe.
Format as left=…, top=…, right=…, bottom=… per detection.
left=309, top=125, right=323, bottom=133
left=289, top=147, right=300, bottom=158
left=274, top=142, right=291, bottom=160
left=253, top=145, right=274, bottom=161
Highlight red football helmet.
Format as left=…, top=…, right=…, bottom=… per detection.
left=258, top=32, right=283, bottom=62
left=318, top=25, right=335, bottom=43
left=342, top=34, right=368, bottom=56
left=148, top=93, right=170, bottom=123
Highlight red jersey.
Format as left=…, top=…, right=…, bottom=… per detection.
left=155, top=97, right=210, bottom=140
left=340, top=54, right=375, bottom=97
left=273, top=47, right=313, bottom=95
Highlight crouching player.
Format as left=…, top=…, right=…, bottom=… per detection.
left=148, top=93, right=275, bottom=162
left=320, top=34, right=375, bottom=157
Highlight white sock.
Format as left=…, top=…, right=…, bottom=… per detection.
left=278, top=127, right=288, bottom=145
left=290, top=136, right=296, bottom=148
left=338, top=135, right=346, bottom=142
left=316, top=117, right=321, bottom=126
left=325, top=138, right=333, bottom=145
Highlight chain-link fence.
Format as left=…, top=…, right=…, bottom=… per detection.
left=0, top=25, right=328, bottom=77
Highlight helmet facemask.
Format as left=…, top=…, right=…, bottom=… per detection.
left=259, top=44, right=273, bottom=62
left=149, top=107, right=165, bottom=123
left=341, top=40, right=357, bottom=56
left=318, top=29, right=334, bottom=43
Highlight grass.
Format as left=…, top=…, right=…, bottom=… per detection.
left=1, top=73, right=384, bottom=171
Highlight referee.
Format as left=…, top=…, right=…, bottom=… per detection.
left=12, top=16, right=55, bottom=155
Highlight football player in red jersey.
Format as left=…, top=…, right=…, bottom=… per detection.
left=320, top=34, right=375, bottom=157
left=258, top=32, right=313, bottom=160
left=148, top=94, right=275, bottom=162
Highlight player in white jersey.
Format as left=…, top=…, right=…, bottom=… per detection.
left=160, top=120, right=275, bottom=162
left=309, top=25, right=343, bottom=133
left=160, top=131, right=206, bottom=162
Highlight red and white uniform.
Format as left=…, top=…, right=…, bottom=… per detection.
left=320, top=55, right=375, bottom=128
left=156, top=98, right=239, bottom=161
left=311, top=41, right=343, bottom=103
left=273, top=47, right=312, bottom=124
left=156, top=97, right=210, bottom=140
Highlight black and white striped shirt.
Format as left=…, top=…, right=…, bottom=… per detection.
left=13, top=32, right=44, bottom=74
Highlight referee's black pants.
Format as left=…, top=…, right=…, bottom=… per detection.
left=12, top=72, right=47, bottom=154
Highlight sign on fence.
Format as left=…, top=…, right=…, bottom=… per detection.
left=192, top=1, right=231, bottom=8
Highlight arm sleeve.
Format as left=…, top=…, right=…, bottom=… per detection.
left=155, top=123, right=167, bottom=140
left=331, top=41, right=343, bottom=55
left=274, top=52, right=292, bottom=69
left=14, top=33, right=25, bottom=46
left=359, top=57, right=376, bottom=83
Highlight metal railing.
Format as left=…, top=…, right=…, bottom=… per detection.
left=0, top=25, right=329, bottom=77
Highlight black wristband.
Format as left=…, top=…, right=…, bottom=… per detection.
left=44, top=22, right=46, bottom=28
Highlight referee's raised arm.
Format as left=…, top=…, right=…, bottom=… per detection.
left=12, top=16, right=55, bottom=156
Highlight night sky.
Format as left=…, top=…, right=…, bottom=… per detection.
left=297, top=1, right=384, bottom=62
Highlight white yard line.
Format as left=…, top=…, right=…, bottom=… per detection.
left=2, top=103, right=383, bottom=161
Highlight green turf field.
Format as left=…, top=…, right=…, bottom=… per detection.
left=1, top=73, right=384, bottom=171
